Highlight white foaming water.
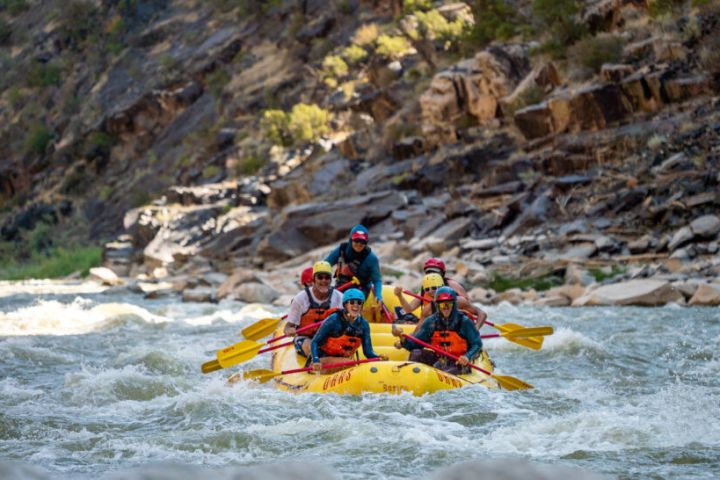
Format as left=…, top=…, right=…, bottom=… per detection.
left=0, top=279, right=106, bottom=298
left=484, top=382, right=720, bottom=457
left=0, top=298, right=168, bottom=336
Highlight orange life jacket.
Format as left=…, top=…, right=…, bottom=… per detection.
left=430, top=330, right=468, bottom=357
left=320, top=314, right=363, bottom=357
left=322, top=334, right=362, bottom=357
left=298, top=287, right=337, bottom=337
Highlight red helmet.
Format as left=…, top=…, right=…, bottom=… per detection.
left=423, top=258, right=446, bottom=275
left=300, top=267, right=314, bottom=286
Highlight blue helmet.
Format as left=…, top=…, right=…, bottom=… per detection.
left=434, top=286, right=458, bottom=319
left=342, top=288, right=365, bottom=305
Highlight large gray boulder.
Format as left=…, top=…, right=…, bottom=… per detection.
left=256, top=190, right=407, bottom=262
left=573, top=280, right=683, bottom=306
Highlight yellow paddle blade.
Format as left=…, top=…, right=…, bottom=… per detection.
left=494, top=322, right=544, bottom=350
left=494, top=374, right=534, bottom=391
left=239, top=368, right=279, bottom=384
left=503, top=326, right=554, bottom=338
left=201, top=359, right=222, bottom=374
left=216, top=340, right=263, bottom=368
left=240, top=317, right=283, bottom=340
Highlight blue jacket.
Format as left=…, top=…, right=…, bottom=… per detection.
left=401, top=311, right=482, bottom=360
left=325, top=225, right=383, bottom=302
left=310, top=311, right=379, bottom=363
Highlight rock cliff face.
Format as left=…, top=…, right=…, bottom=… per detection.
left=1, top=0, right=719, bottom=304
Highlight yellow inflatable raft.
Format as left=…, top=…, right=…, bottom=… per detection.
left=266, top=323, right=499, bottom=395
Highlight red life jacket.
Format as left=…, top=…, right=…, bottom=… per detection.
left=320, top=314, right=363, bottom=357
left=298, top=287, right=337, bottom=337
left=430, top=330, right=468, bottom=357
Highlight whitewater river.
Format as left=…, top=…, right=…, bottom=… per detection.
left=1, top=280, right=718, bottom=479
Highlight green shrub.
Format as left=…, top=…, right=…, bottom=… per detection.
left=202, top=165, right=221, bottom=179
left=489, top=272, right=563, bottom=292
left=26, top=63, right=63, bottom=88
left=288, top=103, right=331, bottom=144
left=25, top=125, right=53, bottom=155
left=404, top=0, right=432, bottom=13
left=648, top=0, right=685, bottom=17
left=83, top=131, right=114, bottom=158
left=0, top=0, right=29, bottom=16
left=261, top=103, right=332, bottom=146
left=206, top=68, right=231, bottom=98
left=56, top=1, right=99, bottom=48
left=415, top=9, right=465, bottom=41
left=0, top=19, right=11, bottom=45
left=260, top=109, right=291, bottom=146
left=322, top=55, right=349, bottom=84
left=352, top=23, right=379, bottom=46
left=0, top=245, right=102, bottom=280
left=589, top=265, right=626, bottom=282
left=463, top=0, right=521, bottom=49
left=236, top=153, right=266, bottom=175
left=375, top=34, right=412, bottom=59
left=528, top=0, right=586, bottom=59
left=505, top=85, right=546, bottom=116
left=568, top=33, right=624, bottom=75
left=342, top=45, right=368, bottom=65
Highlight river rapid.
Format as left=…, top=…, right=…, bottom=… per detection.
left=1, top=280, right=718, bottom=480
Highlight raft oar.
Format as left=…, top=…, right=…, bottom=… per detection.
left=399, top=333, right=533, bottom=391
left=238, top=280, right=357, bottom=340
left=401, top=289, right=551, bottom=350
left=266, top=320, right=323, bottom=344
left=481, top=326, right=554, bottom=339
left=241, top=315, right=287, bottom=341
left=239, top=357, right=382, bottom=384
left=201, top=339, right=295, bottom=374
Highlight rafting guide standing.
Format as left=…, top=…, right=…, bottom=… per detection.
left=325, top=224, right=384, bottom=319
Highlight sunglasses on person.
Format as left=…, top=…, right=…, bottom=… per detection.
left=425, top=286, right=439, bottom=291
left=315, top=274, right=332, bottom=281
left=437, top=301, right=453, bottom=308
left=345, top=299, right=363, bottom=306
left=351, top=239, right=367, bottom=245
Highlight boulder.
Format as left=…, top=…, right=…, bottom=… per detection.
left=668, top=226, right=694, bottom=251
left=688, top=283, right=720, bottom=306
left=217, top=270, right=260, bottom=300
left=409, top=216, right=473, bottom=254
left=89, top=267, right=124, bottom=286
left=690, top=215, right=720, bottom=239
left=536, top=295, right=571, bottom=307
left=572, top=280, right=683, bottom=306
left=257, top=190, right=407, bottom=262
left=420, top=44, right=530, bottom=145
left=182, top=287, right=216, bottom=303
left=235, top=282, right=280, bottom=304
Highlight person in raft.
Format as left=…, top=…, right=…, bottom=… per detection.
left=284, top=261, right=344, bottom=357
left=310, top=288, right=387, bottom=371
left=325, top=224, right=384, bottom=318
left=423, top=257, right=487, bottom=329
left=392, top=286, right=482, bottom=375
left=392, top=272, right=445, bottom=325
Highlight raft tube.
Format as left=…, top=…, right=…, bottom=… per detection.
left=265, top=323, right=499, bottom=395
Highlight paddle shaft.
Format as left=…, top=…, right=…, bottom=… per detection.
left=267, top=320, right=322, bottom=344
left=400, top=333, right=494, bottom=377
left=277, top=357, right=381, bottom=376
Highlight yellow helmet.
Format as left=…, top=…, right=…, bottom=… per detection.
left=422, top=273, right=444, bottom=290
left=313, top=261, right=333, bottom=276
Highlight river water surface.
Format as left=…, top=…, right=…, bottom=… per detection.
left=1, top=280, right=718, bottom=479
